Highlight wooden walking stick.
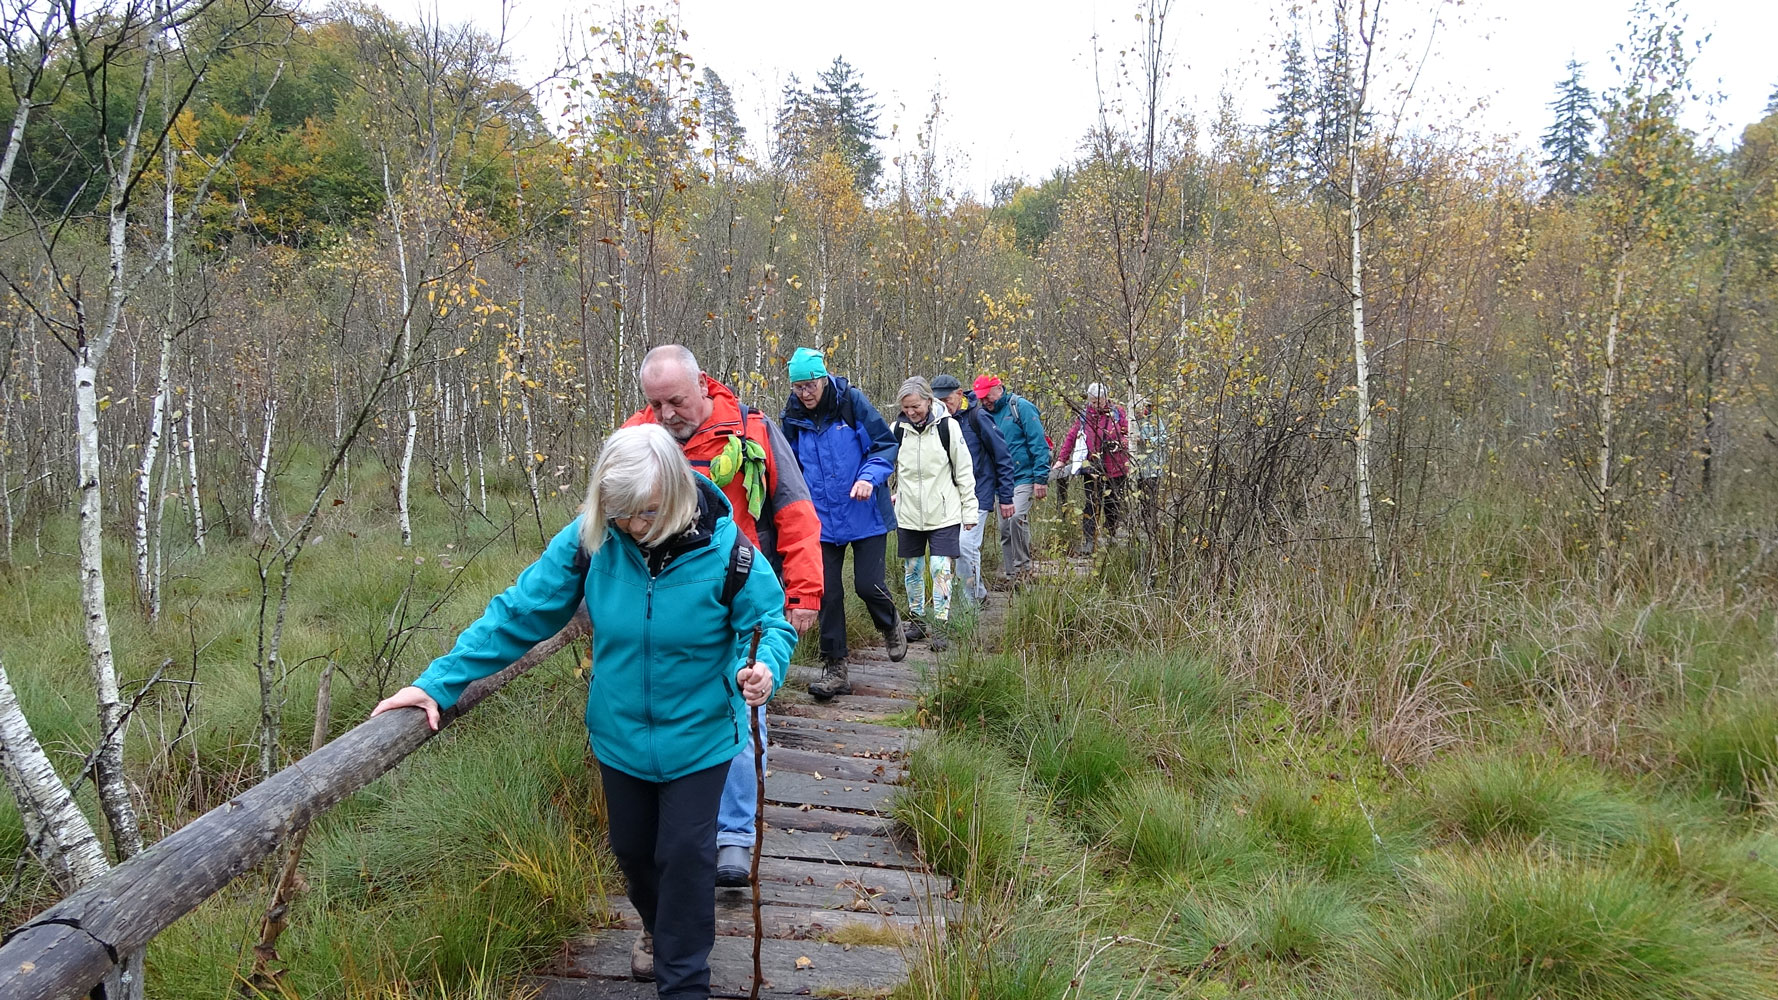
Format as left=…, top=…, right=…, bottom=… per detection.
left=744, top=626, right=768, bottom=1000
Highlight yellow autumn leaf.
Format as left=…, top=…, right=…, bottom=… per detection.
left=795, top=956, right=812, bottom=970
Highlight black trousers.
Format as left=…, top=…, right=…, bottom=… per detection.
left=1083, top=474, right=1126, bottom=543
left=819, top=533, right=899, bottom=661
left=600, top=760, right=731, bottom=1000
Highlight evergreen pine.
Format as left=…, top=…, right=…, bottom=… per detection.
left=1310, top=27, right=1362, bottom=188
left=811, top=56, right=883, bottom=191
left=699, top=67, right=745, bottom=170
left=772, top=73, right=814, bottom=170
left=1542, top=59, right=1597, bottom=197
left=1264, top=26, right=1314, bottom=188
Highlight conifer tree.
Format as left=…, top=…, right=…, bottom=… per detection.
left=1265, top=26, right=1314, bottom=188
left=812, top=56, right=883, bottom=190
left=699, top=67, right=745, bottom=170
left=772, top=72, right=814, bottom=169
left=1543, top=59, right=1597, bottom=197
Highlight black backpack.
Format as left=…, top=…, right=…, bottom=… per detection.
left=571, top=536, right=756, bottom=608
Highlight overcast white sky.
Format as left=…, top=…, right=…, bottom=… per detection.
left=394, top=0, right=1778, bottom=198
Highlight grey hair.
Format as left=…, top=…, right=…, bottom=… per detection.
left=1086, top=382, right=1110, bottom=399
left=637, top=344, right=701, bottom=384
left=897, top=376, right=933, bottom=405
left=580, top=424, right=700, bottom=554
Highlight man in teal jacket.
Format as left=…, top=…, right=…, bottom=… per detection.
left=374, top=425, right=795, bottom=1000
left=976, top=375, right=1052, bottom=584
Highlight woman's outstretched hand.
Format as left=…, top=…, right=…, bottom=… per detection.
left=371, top=685, right=441, bottom=731
left=736, top=663, right=773, bottom=707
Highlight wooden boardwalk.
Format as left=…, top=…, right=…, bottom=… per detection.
left=531, top=606, right=985, bottom=1000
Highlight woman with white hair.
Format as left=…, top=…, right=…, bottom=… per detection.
left=1053, top=382, right=1129, bottom=555
left=889, top=376, right=976, bottom=651
left=373, top=423, right=796, bottom=1000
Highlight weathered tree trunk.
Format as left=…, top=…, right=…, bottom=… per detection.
left=0, top=612, right=589, bottom=1000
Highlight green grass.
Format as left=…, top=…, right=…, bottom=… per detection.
left=1367, top=854, right=1775, bottom=1000
left=6, top=447, right=1778, bottom=1000
left=1673, top=699, right=1778, bottom=808
left=900, top=509, right=1778, bottom=1000
left=893, top=735, right=1078, bottom=895
left=1412, top=754, right=1642, bottom=852
left=1232, top=879, right=1368, bottom=965
left=1244, top=773, right=1406, bottom=883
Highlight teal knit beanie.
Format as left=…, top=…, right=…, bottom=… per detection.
left=787, top=347, right=829, bottom=383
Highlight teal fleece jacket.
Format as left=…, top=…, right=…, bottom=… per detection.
left=412, top=481, right=795, bottom=782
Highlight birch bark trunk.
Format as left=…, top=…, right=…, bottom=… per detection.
left=383, top=153, right=417, bottom=546
left=182, top=400, right=204, bottom=552
left=250, top=396, right=276, bottom=534
left=1597, top=251, right=1626, bottom=575
left=135, top=123, right=177, bottom=613
left=0, top=661, right=111, bottom=894
left=1344, top=0, right=1382, bottom=576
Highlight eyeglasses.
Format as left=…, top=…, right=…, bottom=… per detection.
left=791, top=379, right=824, bottom=395
left=609, top=509, right=660, bottom=524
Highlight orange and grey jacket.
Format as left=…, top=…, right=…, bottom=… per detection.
left=624, top=375, right=824, bottom=616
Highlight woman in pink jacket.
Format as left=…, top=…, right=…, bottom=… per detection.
left=1053, top=383, right=1129, bottom=555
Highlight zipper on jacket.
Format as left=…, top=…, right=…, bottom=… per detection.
left=721, top=673, right=740, bottom=746
left=644, top=577, right=660, bottom=780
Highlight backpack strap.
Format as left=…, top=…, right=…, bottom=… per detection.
left=894, top=417, right=953, bottom=453
left=571, top=535, right=756, bottom=609
left=720, top=537, right=756, bottom=607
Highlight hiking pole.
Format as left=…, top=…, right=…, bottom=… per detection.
left=744, top=626, right=767, bottom=1000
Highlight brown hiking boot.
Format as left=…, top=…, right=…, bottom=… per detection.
left=630, top=930, right=654, bottom=981
left=883, top=613, right=908, bottom=662
left=809, top=657, right=851, bottom=700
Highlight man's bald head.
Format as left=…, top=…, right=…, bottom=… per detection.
left=639, top=345, right=712, bottom=441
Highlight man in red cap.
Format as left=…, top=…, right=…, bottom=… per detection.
left=975, top=374, right=1051, bottom=584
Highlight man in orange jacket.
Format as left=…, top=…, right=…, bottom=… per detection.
left=624, top=345, right=824, bottom=895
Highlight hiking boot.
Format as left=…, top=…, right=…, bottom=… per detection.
left=715, top=844, right=751, bottom=888
left=883, top=614, right=908, bottom=662
left=631, top=930, right=654, bottom=981
left=930, top=625, right=949, bottom=653
left=903, top=617, right=927, bottom=642
left=809, top=658, right=851, bottom=700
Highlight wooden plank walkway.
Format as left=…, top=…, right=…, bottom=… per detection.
left=534, top=599, right=997, bottom=999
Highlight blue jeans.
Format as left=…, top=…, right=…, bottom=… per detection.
left=716, top=705, right=767, bottom=849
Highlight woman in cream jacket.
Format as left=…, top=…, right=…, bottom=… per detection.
left=890, top=377, right=976, bottom=651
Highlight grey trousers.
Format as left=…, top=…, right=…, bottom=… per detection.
left=998, top=483, right=1035, bottom=577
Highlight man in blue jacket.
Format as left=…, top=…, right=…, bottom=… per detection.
left=976, top=375, right=1052, bottom=585
left=931, top=374, right=1016, bottom=608
left=780, top=347, right=906, bottom=699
